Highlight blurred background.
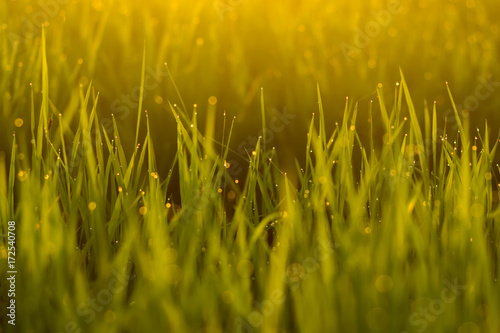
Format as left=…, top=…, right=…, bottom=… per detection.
left=1, top=0, right=500, bottom=177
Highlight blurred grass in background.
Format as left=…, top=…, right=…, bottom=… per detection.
left=1, top=0, right=500, bottom=332
left=2, top=0, right=500, bottom=170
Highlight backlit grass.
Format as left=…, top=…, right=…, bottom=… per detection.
left=1, top=30, right=500, bottom=332
left=2, top=1, right=500, bottom=332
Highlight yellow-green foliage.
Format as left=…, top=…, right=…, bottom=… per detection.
left=1, top=1, right=500, bottom=333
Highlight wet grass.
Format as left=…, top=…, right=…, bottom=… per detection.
left=2, top=1, right=500, bottom=332
left=1, top=28, right=499, bottom=332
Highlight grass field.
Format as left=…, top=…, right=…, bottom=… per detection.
left=1, top=0, right=500, bottom=332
